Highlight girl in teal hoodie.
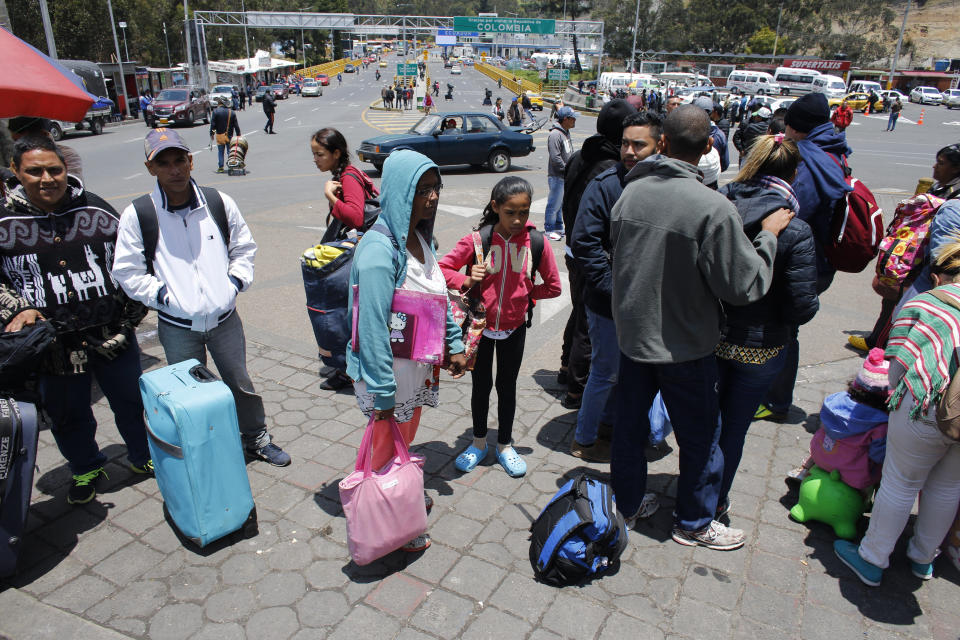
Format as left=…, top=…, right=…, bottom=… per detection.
left=345, top=150, right=467, bottom=552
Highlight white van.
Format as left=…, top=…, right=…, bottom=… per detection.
left=848, top=80, right=882, bottom=95
left=597, top=72, right=646, bottom=95
left=773, top=67, right=821, bottom=95
left=811, top=74, right=848, bottom=99
left=726, top=70, right=780, bottom=95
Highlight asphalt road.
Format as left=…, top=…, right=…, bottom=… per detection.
left=55, top=59, right=960, bottom=378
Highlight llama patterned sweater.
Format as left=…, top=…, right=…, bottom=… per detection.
left=0, top=177, right=146, bottom=375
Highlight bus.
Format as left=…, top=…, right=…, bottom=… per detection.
left=773, top=67, right=821, bottom=95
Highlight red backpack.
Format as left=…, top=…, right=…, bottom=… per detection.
left=823, top=154, right=883, bottom=273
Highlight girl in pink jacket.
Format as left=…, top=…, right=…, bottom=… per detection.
left=440, top=176, right=562, bottom=477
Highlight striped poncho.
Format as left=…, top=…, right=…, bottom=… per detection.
left=886, top=283, right=960, bottom=419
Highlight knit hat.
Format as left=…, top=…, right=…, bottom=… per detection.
left=596, top=99, right=637, bottom=144
left=784, top=93, right=830, bottom=134
left=852, top=348, right=890, bottom=394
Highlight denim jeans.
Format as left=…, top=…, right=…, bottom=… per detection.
left=716, top=349, right=788, bottom=504
left=158, top=312, right=269, bottom=449
left=217, top=143, right=226, bottom=169
left=859, top=402, right=960, bottom=568
left=545, top=176, right=565, bottom=233
left=40, top=337, right=150, bottom=475
left=611, top=353, right=723, bottom=531
left=887, top=112, right=899, bottom=131
left=765, top=326, right=799, bottom=414
left=574, top=309, right=618, bottom=445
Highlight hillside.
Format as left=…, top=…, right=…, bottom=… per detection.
left=901, top=0, right=960, bottom=62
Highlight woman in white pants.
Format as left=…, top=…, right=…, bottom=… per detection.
left=835, top=239, right=960, bottom=585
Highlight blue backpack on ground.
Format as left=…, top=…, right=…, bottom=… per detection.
left=529, top=474, right=628, bottom=586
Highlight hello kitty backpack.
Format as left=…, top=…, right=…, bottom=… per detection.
left=875, top=193, right=945, bottom=288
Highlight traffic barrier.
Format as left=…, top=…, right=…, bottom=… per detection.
left=918, top=108, right=925, bottom=125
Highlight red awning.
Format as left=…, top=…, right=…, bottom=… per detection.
left=0, top=29, right=95, bottom=121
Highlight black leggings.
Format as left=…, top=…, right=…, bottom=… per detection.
left=470, top=326, right=526, bottom=445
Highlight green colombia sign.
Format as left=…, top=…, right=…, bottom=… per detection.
left=452, top=17, right=556, bottom=35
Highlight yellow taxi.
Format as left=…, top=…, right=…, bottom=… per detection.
left=828, top=92, right=872, bottom=112
left=379, top=60, right=388, bottom=68
left=524, top=90, right=544, bottom=111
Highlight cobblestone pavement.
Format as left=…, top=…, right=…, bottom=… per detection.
left=1, top=315, right=958, bottom=640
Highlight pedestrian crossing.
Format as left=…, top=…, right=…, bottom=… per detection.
left=362, top=104, right=429, bottom=133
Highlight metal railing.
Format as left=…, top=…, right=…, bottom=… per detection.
left=475, top=62, right=542, bottom=96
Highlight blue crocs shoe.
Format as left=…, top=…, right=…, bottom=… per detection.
left=910, top=559, right=934, bottom=580
left=496, top=446, right=527, bottom=477
left=834, top=540, right=882, bottom=587
left=455, top=444, right=490, bottom=473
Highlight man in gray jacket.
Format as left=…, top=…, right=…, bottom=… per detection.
left=544, top=106, right=576, bottom=241
left=609, top=106, right=792, bottom=550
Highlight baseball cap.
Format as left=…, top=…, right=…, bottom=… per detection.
left=756, top=107, right=773, bottom=119
left=144, top=128, right=190, bottom=161
left=556, top=106, right=577, bottom=120
left=692, top=96, right=714, bottom=112
left=8, top=116, right=51, bottom=135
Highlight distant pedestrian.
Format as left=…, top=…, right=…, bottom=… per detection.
left=395, top=86, right=403, bottom=109
left=337, top=72, right=342, bottom=85
left=381, top=85, right=389, bottom=108
left=886, top=97, right=902, bottom=132
left=262, top=91, right=276, bottom=134
left=544, top=106, right=576, bottom=241
left=423, top=92, right=433, bottom=115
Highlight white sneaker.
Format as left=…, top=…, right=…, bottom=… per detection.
left=547, top=231, right=562, bottom=241
left=671, top=520, right=745, bottom=550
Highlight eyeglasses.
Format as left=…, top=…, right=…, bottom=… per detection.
left=415, top=182, right=443, bottom=198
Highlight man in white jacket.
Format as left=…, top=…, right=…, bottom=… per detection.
left=112, top=128, right=290, bottom=467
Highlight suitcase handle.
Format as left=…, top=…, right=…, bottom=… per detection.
left=145, top=420, right=184, bottom=459
left=189, top=364, right=218, bottom=383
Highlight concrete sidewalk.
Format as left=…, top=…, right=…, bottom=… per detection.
left=1, top=315, right=957, bottom=640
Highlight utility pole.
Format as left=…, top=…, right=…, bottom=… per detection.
left=630, top=0, right=641, bottom=74
left=163, top=22, right=172, bottom=68
left=38, top=0, right=57, bottom=58
left=772, top=2, right=783, bottom=60
left=107, top=0, right=131, bottom=118
left=241, top=0, right=250, bottom=64
left=184, top=0, right=193, bottom=85
left=888, top=0, right=910, bottom=90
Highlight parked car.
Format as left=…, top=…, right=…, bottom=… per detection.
left=880, top=89, right=908, bottom=104
left=209, top=84, right=238, bottom=106
left=301, top=80, right=323, bottom=97
left=145, top=86, right=209, bottom=127
left=444, top=60, right=453, bottom=69
left=270, top=83, right=289, bottom=99
left=828, top=92, right=872, bottom=112
left=379, top=60, right=387, bottom=68
left=451, top=65, right=463, bottom=75
left=910, top=86, right=943, bottom=105
left=315, top=73, right=330, bottom=86
left=254, top=86, right=270, bottom=102
left=344, top=63, right=356, bottom=73
left=941, top=89, right=960, bottom=107
left=356, top=112, right=536, bottom=173
left=946, top=92, right=960, bottom=110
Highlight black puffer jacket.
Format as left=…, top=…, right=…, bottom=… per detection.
left=717, top=181, right=820, bottom=348
left=732, top=119, right=769, bottom=157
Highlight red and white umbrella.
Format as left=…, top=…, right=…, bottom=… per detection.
left=0, top=29, right=96, bottom=122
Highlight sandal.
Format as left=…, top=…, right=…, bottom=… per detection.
left=496, top=446, right=527, bottom=477
left=401, top=533, right=431, bottom=553
left=455, top=444, right=490, bottom=473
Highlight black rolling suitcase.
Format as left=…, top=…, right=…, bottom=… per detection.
left=0, top=398, right=39, bottom=577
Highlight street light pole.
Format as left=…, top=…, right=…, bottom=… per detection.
left=630, top=0, right=641, bottom=74
left=106, top=0, right=131, bottom=118
left=37, top=0, right=57, bottom=59
left=184, top=0, right=194, bottom=85
left=119, top=21, right=130, bottom=63
left=240, top=0, right=250, bottom=65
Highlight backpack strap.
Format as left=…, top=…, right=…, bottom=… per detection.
left=132, top=194, right=159, bottom=276
left=526, top=229, right=544, bottom=328
left=199, top=186, right=231, bottom=248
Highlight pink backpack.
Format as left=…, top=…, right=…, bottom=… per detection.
left=875, top=193, right=945, bottom=288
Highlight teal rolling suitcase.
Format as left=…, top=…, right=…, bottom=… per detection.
left=140, top=359, right=257, bottom=547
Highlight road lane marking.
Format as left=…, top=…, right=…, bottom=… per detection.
left=285, top=116, right=296, bottom=121
left=123, top=172, right=142, bottom=180
left=438, top=204, right=482, bottom=218
left=537, top=288, right=570, bottom=325
left=896, top=163, right=930, bottom=167
left=530, top=197, right=547, bottom=214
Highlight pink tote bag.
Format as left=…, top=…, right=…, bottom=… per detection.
left=351, top=286, right=448, bottom=364
left=339, top=416, right=427, bottom=565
